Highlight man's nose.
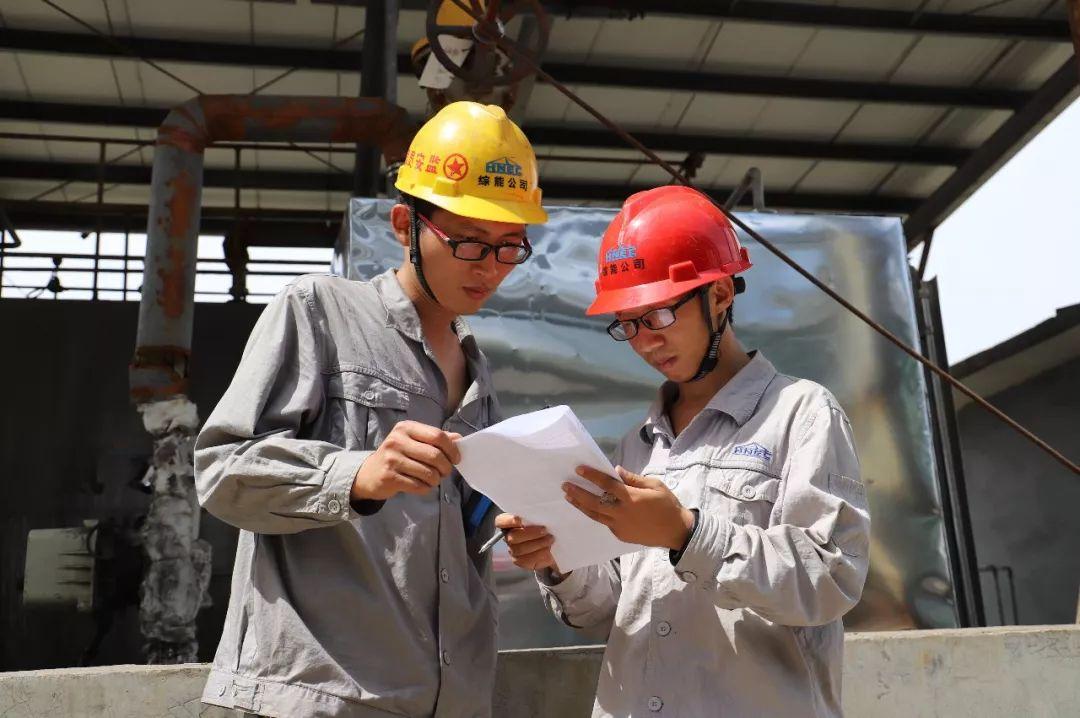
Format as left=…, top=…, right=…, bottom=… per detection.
left=631, top=326, right=665, bottom=352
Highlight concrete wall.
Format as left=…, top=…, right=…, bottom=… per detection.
left=956, top=358, right=1080, bottom=625
left=2, top=626, right=1078, bottom=717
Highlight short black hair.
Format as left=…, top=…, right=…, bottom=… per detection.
left=397, top=191, right=440, bottom=220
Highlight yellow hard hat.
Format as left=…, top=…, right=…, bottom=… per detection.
left=395, top=101, right=548, bottom=225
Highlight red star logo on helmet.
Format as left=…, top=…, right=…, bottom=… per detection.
left=443, top=154, right=469, bottom=181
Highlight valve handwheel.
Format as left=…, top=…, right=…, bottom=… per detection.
left=425, top=0, right=551, bottom=87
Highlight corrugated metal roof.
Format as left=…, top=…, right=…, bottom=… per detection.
left=0, top=0, right=1075, bottom=244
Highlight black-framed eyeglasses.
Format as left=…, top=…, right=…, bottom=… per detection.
left=419, top=214, right=532, bottom=265
left=606, top=290, right=699, bottom=341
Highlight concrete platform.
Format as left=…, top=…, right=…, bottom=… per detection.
left=2, top=625, right=1078, bottom=717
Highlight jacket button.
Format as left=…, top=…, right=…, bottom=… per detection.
left=679, top=571, right=697, bottom=583
left=648, top=696, right=663, bottom=712
left=656, top=621, right=671, bottom=637
left=440, top=568, right=450, bottom=583
left=362, top=390, right=376, bottom=401
left=741, top=485, right=756, bottom=499
left=442, top=650, right=452, bottom=666
left=327, top=499, right=341, bottom=514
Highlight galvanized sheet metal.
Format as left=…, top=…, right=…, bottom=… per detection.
left=339, top=198, right=957, bottom=632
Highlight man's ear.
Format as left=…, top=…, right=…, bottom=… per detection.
left=711, top=277, right=735, bottom=315
left=390, top=203, right=411, bottom=248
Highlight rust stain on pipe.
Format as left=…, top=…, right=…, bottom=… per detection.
left=157, top=246, right=188, bottom=319
left=135, top=93, right=417, bottom=402
left=155, top=169, right=197, bottom=319
left=198, top=96, right=414, bottom=163
left=157, top=124, right=205, bottom=154
left=165, top=169, right=197, bottom=241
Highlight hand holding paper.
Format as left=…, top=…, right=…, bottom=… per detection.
left=456, top=405, right=642, bottom=572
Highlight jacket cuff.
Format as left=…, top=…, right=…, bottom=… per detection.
left=536, top=566, right=588, bottom=598
left=325, top=449, right=374, bottom=520
left=673, top=511, right=732, bottom=586
left=669, top=509, right=700, bottom=565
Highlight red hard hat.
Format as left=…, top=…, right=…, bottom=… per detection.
left=586, top=186, right=752, bottom=316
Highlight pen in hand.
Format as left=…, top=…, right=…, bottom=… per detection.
left=477, top=528, right=507, bottom=555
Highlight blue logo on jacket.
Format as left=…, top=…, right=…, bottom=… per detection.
left=732, top=442, right=773, bottom=462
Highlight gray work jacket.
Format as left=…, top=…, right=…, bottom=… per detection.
left=196, top=270, right=500, bottom=718
left=539, top=352, right=871, bottom=718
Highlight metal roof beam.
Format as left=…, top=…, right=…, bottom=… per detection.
left=0, top=100, right=968, bottom=167
left=350, top=0, right=1071, bottom=41
left=1, top=199, right=340, bottom=244
left=544, top=62, right=1028, bottom=110
left=0, top=99, right=166, bottom=127
left=0, top=28, right=1031, bottom=109
left=0, top=160, right=918, bottom=214
left=903, top=59, right=1079, bottom=245
left=0, top=27, right=366, bottom=71
left=526, top=126, right=968, bottom=166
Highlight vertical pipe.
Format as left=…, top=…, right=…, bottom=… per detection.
left=94, top=141, right=106, bottom=301
left=123, top=214, right=130, bottom=303
left=131, top=94, right=414, bottom=663
left=990, top=566, right=1005, bottom=625
left=917, top=277, right=985, bottom=627
left=234, top=147, right=242, bottom=215
left=355, top=0, right=399, bottom=197
left=1002, top=565, right=1020, bottom=624
left=916, top=228, right=936, bottom=281
left=133, top=104, right=207, bottom=664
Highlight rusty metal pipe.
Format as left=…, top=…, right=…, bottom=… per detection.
left=131, top=95, right=414, bottom=403
left=130, top=94, right=414, bottom=663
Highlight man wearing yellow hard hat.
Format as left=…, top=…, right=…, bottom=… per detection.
left=195, top=101, right=547, bottom=718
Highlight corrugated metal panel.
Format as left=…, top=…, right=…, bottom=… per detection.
left=791, top=28, right=918, bottom=79
left=704, top=22, right=821, bottom=74
left=795, top=159, right=897, bottom=192
left=585, top=16, right=720, bottom=66
left=0, top=0, right=1073, bottom=222
left=926, top=107, right=1013, bottom=145
left=5, top=52, right=123, bottom=101
left=747, top=97, right=863, bottom=139
left=702, top=156, right=818, bottom=193
left=673, top=93, right=772, bottom=133
left=878, top=165, right=957, bottom=196
left=890, top=35, right=1013, bottom=85
left=554, top=85, right=695, bottom=129
left=836, top=104, right=947, bottom=143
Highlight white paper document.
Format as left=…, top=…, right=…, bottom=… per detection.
left=456, top=405, right=642, bottom=572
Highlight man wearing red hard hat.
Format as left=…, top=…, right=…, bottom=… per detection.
left=497, top=186, right=872, bottom=717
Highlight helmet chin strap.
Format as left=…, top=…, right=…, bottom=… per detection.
left=688, top=286, right=733, bottom=382
left=406, top=196, right=441, bottom=305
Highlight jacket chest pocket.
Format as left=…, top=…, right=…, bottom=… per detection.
left=701, top=467, right=780, bottom=528
left=326, top=371, right=411, bottom=451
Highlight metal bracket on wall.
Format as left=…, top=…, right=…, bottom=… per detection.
left=1, top=203, right=23, bottom=248
left=979, top=564, right=1020, bottom=625
left=723, top=167, right=768, bottom=212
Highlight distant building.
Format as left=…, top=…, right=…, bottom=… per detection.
left=952, top=304, right=1080, bottom=626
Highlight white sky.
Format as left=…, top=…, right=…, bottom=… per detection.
left=914, top=95, right=1080, bottom=363
left=3, top=97, right=1077, bottom=363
